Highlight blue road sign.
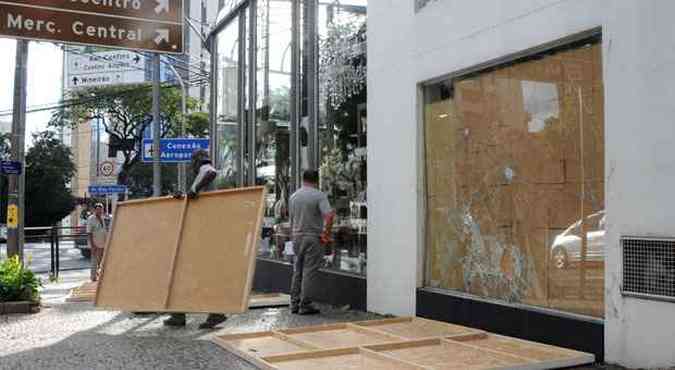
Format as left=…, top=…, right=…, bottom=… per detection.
left=142, top=138, right=210, bottom=163
left=89, top=185, right=127, bottom=195
left=0, top=161, right=22, bottom=175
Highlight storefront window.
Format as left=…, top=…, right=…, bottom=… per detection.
left=424, top=41, right=605, bottom=317
left=215, top=16, right=242, bottom=188
left=213, top=1, right=368, bottom=277
left=317, top=3, right=367, bottom=275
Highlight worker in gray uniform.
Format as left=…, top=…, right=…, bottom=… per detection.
left=289, top=170, right=335, bottom=315
left=163, top=149, right=228, bottom=329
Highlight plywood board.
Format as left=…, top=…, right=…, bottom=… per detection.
left=95, top=187, right=266, bottom=313
left=366, top=338, right=533, bottom=370
left=278, top=323, right=404, bottom=349
left=213, top=318, right=595, bottom=370
left=66, top=282, right=98, bottom=303
left=261, top=348, right=427, bottom=370
left=249, top=293, right=291, bottom=308
left=354, top=317, right=484, bottom=340
left=447, top=333, right=595, bottom=368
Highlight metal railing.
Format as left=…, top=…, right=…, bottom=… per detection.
left=25, top=226, right=89, bottom=277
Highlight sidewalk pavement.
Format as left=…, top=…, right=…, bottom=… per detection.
left=0, top=269, right=629, bottom=370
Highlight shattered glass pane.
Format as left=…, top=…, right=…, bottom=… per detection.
left=424, top=43, right=605, bottom=318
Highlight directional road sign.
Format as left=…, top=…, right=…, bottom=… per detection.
left=0, top=0, right=184, bottom=54
left=67, top=47, right=146, bottom=89
left=0, top=160, right=22, bottom=175
left=143, top=138, right=209, bottom=163
left=89, top=185, right=128, bottom=195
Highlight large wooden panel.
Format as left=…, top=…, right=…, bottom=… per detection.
left=213, top=317, right=595, bottom=370
left=96, top=187, right=265, bottom=313
left=169, top=188, right=265, bottom=313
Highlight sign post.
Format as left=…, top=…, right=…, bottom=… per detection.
left=0, top=0, right=184, bottom=54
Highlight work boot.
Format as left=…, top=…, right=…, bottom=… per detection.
left=163, top=313, right=186, bottom=327
left=199, top=314, right=227, bottom=329
left=298, top=305, right=320, bottom=316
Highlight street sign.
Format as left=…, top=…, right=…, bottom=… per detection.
left=100, top=161, right=115, bottom=177
left=67, top=48, right=146, bottom=89
left=89, top=185, right=127, bottom=195
left=0, top=160, right=22, bottom=175
left=143, top=138, right=209, bottom=163
left=0, top=0, right=184, bottom=54
left=6, top=204, right=18, bottom=229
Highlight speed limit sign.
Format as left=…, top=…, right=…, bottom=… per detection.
left=100, top=161, right=115, bottom=177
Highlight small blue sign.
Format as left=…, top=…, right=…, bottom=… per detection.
left=89, top=185, right=128, bottom=195
left=1, top=161, right=23, bottom=175
left=142, top=138, right=210, bottom=163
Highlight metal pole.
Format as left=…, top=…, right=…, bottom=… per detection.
left=290, top=0, right=300, bottom=191
left=96, top=118, right=101, bottom=178
left=238, top=10, right=247, bottom=187
left=152, top=53, right=161, bottom=197
left=209, top=37, right=219, bottom=170
left=306, top=0, right=319, bottom=170
left=167, top=63, right=187, bottom=193
left=7, top=39, right=28, bottom=261
left=248, top=0, right=258, bottom=186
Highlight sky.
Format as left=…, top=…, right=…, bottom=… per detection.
left=0, top=38, right=64, bottom=146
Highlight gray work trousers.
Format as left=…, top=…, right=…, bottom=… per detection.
left=290, top=236, right=323, bottom=308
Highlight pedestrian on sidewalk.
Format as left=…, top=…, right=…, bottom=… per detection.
left=163, top=149, right=228, bottom=329
left=289, top=169, right=335, bottom=315
left=87, top=203, right=107, bottom=282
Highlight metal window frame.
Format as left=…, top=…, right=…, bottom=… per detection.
left=210, top=0, right=309, bottom=189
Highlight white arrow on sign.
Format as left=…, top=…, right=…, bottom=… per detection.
left=155, top=0, right=170, bottom=14
left=154, top=29, right=170, bottom=45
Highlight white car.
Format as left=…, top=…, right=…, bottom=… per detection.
left=550, top=211, right=605, bottom=269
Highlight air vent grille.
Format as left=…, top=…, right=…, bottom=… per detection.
left=622, top=237, right=675, bottom=301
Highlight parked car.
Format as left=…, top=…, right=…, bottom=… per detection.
left=550, top=211, right=606, bottom=269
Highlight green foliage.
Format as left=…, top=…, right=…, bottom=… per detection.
left=49, top=84, right=205, bottom=186
left=0, top=256, right=42, bottom=303
left=25, top=131, right=76, bottom=227
left=126, top=163, right=179, bottom=198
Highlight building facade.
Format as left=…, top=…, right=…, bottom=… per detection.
left=368, top=0, right=675, bottom=368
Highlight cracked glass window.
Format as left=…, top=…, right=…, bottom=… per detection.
left=424, top=42, right=605, bottom=318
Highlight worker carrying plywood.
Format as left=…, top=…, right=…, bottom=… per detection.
left=163, top=149, right=228, bottom=329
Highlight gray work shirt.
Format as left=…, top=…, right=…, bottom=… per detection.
left=289, top=186, right=332, bottom=237
left=190, top=163, right=217, bottom=193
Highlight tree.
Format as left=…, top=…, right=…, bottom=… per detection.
left=49, top=84, right=204, bottom=186
left=25, top=131, right=76, bottom=227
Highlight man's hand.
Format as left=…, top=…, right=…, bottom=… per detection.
left=320, top=232, right=333, bottom=245
left=187, top=190, right=198, bottom=199
left=173, top=192, right=185, bottom=200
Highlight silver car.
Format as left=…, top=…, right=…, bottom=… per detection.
left=550, top=210, right=605, bottom=269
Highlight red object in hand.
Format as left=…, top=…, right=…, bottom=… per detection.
left=320, top=233, right=333, bottom=245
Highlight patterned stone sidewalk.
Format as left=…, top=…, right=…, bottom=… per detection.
left=0, top=269, right=631, bottom=370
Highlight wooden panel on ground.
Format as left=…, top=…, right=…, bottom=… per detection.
left=447, top=333, right=595, bottom=368
left=354, top=317, right=484, bottom=340
left=66, top=282, right=98, bottom=303
left=261, top=348, right=427, bottom=370
left=95, top=187, right=266, bottom=313
left=278, top=323, right=404, bottom=349
left=249, top=293, right=291, bottom=308
left=71, top=280, right=288, bottom=308
left=212, top=317, right=595, bottom=370
left=366, top=338, right=534, bottom=369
